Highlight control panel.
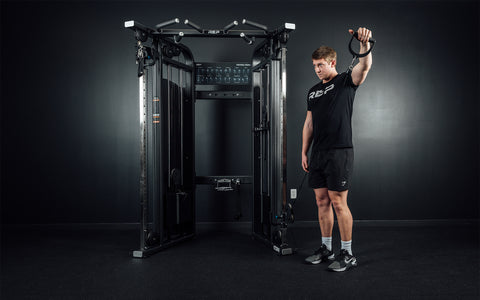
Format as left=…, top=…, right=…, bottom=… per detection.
left=195, top=62, right=251, bottom=85
left=195, top=62, right=252, bottom=99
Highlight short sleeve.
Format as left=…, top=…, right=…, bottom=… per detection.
left=346, top=72, right=358, bottom=90
left=306, top=87, right=312, bottom=111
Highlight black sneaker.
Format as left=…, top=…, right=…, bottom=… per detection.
left=305, top=244, right=335, bottom=264
left=327, top=249, right=357, bottom=272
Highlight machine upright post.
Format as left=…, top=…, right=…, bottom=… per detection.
left=280, top=47, right=288, bottom=211
left=139, top=71, right=148, bottom=253
left=152, top=49, right=160, bottom=237
left=157, top=54, right=165, bottom=243
left=270, top=45, right=291, bottom=255
left=251, top=37, right=293, bottom=255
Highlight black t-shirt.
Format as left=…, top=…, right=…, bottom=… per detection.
left=307, top=72, right=358, bottom=153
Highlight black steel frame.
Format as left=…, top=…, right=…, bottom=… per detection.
left=125, top=19, right=295, bottom=257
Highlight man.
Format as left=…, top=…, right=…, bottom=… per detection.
left=302, top=27, right=373, bottom=271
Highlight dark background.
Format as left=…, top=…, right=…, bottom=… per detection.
left=1, top=0, right=478, bottom=224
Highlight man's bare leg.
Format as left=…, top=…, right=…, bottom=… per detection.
left=314, top=188, right=334, bottom=239
left=328, top=190, right=352, bottom=242
left=304, top=188, right=335, bottom=264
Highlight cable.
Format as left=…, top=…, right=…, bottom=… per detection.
left=291, top=171, right=308, bottom=207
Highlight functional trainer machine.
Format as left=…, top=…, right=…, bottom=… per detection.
left=125, top=18, right=295, bottom=258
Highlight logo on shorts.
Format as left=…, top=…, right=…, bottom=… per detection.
left=340, top=180, right=347, bottom=187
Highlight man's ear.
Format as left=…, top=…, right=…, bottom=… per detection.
left=331, top=60, right=336, bottom=68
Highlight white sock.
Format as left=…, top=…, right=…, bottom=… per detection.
left=341, top=240, right=352, bottom=255
left=322, top=236, right=332, bottom=251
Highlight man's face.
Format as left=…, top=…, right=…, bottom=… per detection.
left=312, top=58, right=335, bottom=81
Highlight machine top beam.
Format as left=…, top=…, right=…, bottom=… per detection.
left=124, top=20, right=295, bottom=40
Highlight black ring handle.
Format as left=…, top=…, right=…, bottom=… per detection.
left=348, top=32, right=376, bottom=58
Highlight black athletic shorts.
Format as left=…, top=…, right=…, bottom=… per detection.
left=308, top=148, right=354, bottom=191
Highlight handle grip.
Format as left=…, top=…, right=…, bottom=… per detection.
left=155, top=18, right=180, bottom=30
left=184, top=19, right=203, bottom=33
left=349, top=32, right=376, bottom=58
left=352, top=32, right=376, bottom=44
left=242, top=19, right=268, bottom=31
left=223, top=20, right=238, bottom=33
left=240, top=32, right=254, bottom=45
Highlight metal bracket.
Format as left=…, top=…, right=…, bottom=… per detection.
left=253, top=124, right=269, bottom=132
left=214, top=178, right=241, bottom=192
left=196, top=176, right=252, bottom=192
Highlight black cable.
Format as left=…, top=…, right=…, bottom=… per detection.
left=284, top=171, right=308, bottom=252
left=291, top=171, right=308, bottom=207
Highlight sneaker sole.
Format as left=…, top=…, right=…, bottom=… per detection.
left=305, top=254, right=335, bottom=265
left=329, top=260, right=357, bottom=272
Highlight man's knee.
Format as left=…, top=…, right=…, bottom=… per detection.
left=315, top=190, right=330, bottom=208
left=329, top=190, right=348, bottom=211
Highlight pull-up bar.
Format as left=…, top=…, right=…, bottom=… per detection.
left=125, top=18, right=295, bottom=44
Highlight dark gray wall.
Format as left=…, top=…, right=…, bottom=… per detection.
left=1, top=0, right=478, bottom=224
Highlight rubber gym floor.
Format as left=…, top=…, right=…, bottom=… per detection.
left=1, top=220, right=478, bottom=299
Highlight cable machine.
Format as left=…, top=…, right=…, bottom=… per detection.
left=125, top=18, right=295, bottom=258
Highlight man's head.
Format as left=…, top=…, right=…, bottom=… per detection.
left=312, top=46, right=337, bottom=82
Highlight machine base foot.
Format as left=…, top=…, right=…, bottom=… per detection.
left=273, top=244, right=294, bottom=255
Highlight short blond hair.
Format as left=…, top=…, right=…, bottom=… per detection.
left=312, top=46, right=337, bottom=63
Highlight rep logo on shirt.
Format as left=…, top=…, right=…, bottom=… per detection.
left=309, top=84, right=334, bottom=99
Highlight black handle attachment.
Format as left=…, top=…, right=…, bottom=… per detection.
left=348, top=32, right=376, bottom=58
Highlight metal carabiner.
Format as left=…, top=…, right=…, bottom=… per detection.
left=347, top=55, right=357, bottom=74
